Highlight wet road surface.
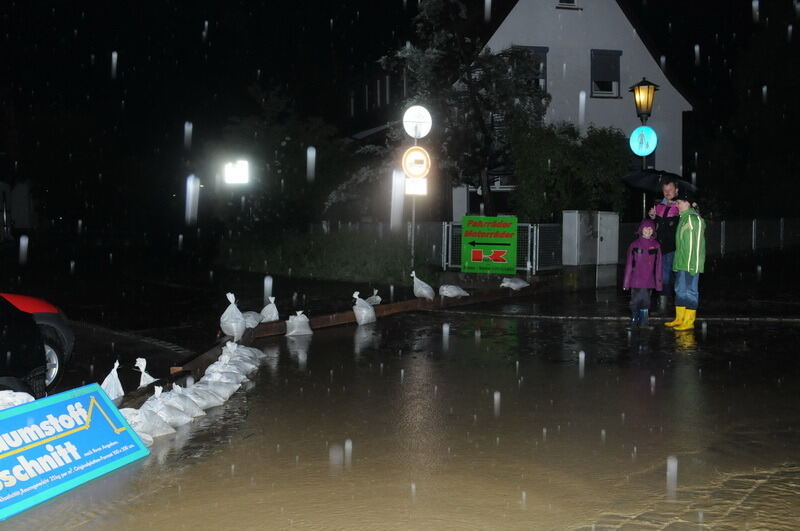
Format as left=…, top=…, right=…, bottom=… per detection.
left=8, top=300, right=800, bottom=529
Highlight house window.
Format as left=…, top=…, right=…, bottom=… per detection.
left=511, top=46, right=548, bottom=92
left=590, top=49, right=622, bottom=98
left=556, top=0, right=579, bottom=8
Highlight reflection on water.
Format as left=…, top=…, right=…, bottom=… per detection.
left=6, top=312, right=800, bottom=529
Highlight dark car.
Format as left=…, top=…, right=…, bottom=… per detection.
left=0, top=293, right=75, bottom=397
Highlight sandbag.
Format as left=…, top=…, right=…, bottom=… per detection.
left=193, top=380, right=240, bottom=401
left=178, top=383, right=225, bottom=410
left=0, top=390, right=34, bottom=411
left=235, top=344, right=268, bottom=363
left=411, top=271, right=435, bottom=300
left=286, top=311, right=313, bottom=336
left=364, top=289, right=382, bottom=306
left=218, top=352, right=258, bottom=375
left=135, top=357, right=158, bottom=389
left=242, top=311, right=263, bottom=329
left=101, top=360, right=125, bottom=400
left=160, top=386, right=206, bottom=418
left=352, top=291, right=377, bottom=325
left=439, top=284, right=470, bottom=298
left=203, top=368, right=248, bottom=385
left=260, top=296, right=279, bottom=322
left=141, top=387, right=193, bottom=428
left=120, top=407, right=176, bottom=439
left=500, top=277, right=530, bottom=291
left=220, top=292, right=246, bottom=341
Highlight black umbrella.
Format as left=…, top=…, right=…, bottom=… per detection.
left=622, top=169, right=697, bottom=194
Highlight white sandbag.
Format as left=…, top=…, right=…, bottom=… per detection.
left=101, top=360, right=125, bottom=400
left=160, top=386, right=206, bottom=418
left=352, top=291, right=377, bottom=325
left=242, top=311, right=263, bottom=329
left=218, top=352, right=258, bottom=375
left=0, top=390, right=35, bottom=411
left=203, top=368, right=247, bottom=385
left=286, top=311, right=313, bottom=336
left=500, top=277, right=530, bottom=291
left=141, top=387, right=193, bottom=428
left=220, top=292, right=246, bottom=341
left=439, top=284, right=470, bottom=298
left=120, top=407, right=176, bottom=439
left=411, top=270, right=435, bottom=300
left=235, top=344, right=268, bottom=362
left=193, top=380, right=240, bottom=401
left=119, top=408, right=154, bottom=446
left=260, top=296, right=279, bottom=322
left=135, top=358, right=158, bottom=389
left=178, top=383, right=225, bottom=410
left=365, top=289, right=382, bottom=306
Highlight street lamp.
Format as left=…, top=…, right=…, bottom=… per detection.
left=629, top=78, right=659, bottom=125
left=629, top=78, right=659, bottom=218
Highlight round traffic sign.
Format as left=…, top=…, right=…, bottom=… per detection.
left=629, top=126, right=658, bottom=157
left=402, top=105, right=432, bottom=139
left=401, top=146, right=431, bottom=179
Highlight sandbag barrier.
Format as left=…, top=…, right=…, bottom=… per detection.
left=118, top=284, right=540, bottom=409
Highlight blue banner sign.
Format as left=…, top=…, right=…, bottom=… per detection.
left=0, top=383, right=149, bottom=521
left=629, top=125, right=658, bottom=157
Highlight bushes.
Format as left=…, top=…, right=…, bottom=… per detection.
left=223, top=229, right=438, bottom=285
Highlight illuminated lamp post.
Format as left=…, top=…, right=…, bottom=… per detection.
left=629, top=78, right=659, bottom=216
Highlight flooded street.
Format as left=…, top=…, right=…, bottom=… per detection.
left=7, top=302, right=800, bottom=529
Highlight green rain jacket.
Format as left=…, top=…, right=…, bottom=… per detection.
left=673, top=208, right=705, bottom=275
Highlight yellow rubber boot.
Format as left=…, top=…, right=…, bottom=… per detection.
left=664, top=306, right=685, bottom=327
left=674, top=309, right=696, bottom=331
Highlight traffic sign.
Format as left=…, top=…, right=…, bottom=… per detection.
left=629, top=126, right=658, bottom=157
left=401, top=146, right=431, bottom=179
left=461, top=216, right=518, bottom=274
left=402, top=106, right=432, bottom=139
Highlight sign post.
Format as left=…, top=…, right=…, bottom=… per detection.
left=460, top=216, right=518, bottom=274
left=402, top=145, right=431, bottom=269
left=0, top=384, right=149, bottom=521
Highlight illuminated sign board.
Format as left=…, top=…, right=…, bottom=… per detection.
left=461, top=216, right=518, bottom=274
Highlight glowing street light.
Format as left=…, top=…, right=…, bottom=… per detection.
left=223, top=160, right=250, bottom=185
left=629, top=78, right=659, bottom=125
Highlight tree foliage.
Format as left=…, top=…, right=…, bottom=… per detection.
left=512, top=124, right=631, bottom=222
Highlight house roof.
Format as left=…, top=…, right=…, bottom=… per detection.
left=477, top=0, right=695, bottom=108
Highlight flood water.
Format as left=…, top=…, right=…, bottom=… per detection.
left=7, top=308, right=800, bottom=529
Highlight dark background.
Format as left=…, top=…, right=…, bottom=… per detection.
left=1, top=0, right=797, bottom=230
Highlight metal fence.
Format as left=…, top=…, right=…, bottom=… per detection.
left=443, top=217, right=799, bottom=274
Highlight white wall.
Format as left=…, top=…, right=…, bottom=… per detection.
left=486, top=0, right=692, bottom=174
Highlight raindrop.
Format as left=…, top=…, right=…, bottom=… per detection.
left=484, top=0, right=491, bottom=22
left=184, top=121, right=193, bottom=149
left=389, top=284, right=395, bottom=302
left=400, top=369, right=404, bottom=383
left=693, top=44, right=700, bottom=66
left=77, top=219, right=83, bottom=235
left=650, top=375, right=656, bottom=394
left=789, top=24, right=794, bottom=42
left=442, top=323, right=450, bottom=350
left=18, top=235, right=28, bottom=265
left=263, top=275, right=273, bottom=302
left=306, top=146, right=316, bottom=182
left=578, top=350, right=585, bottom=379
left=542, top=427, right=547, bottom=442
left=578, top=90, right=586, bottom=127
left=185, top=174, right=200, bottom=226
left=111, top=51, right=118, bottom=79
left=666, top=455, right=678, bottom=499
left=751, top=0, right=759, bottom=23
left=410, top=482, right=416, bottom=502
left=178, top=234, right=184, bottom=251
left=761, top=85, right=767, bottom=104
left=621, top=412, right=625, bottom=424
left=600, top=429, right=606, bottom=443
left=329, top=444, right=344, bottom=473
left=69, top=260, right=76, bottom=275
left=659, top=55, right=666, bottom=71
left=521, top=491, right=527, bottom=509
left=344, top=439, right=353, bottom=469
left=493, top=391, right=501, bottom=418
left=474, top=329, right=481, bottom=342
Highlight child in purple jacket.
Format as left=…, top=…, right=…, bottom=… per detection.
left=623, top=219, right=663, bottom=327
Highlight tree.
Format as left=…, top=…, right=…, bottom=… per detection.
left=512, top=124, right=631, bottom=222
left=381, top=0, right=550, bottom=216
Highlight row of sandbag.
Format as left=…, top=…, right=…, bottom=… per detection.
left=220, top=289, right=386, bottom=337
left=120, top=341, right=274, bottom=446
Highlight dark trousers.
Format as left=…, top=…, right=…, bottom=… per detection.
left=630, top=288, right=652, bottom=312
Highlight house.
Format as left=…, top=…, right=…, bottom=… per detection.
left=451, top=0, right=693, bottom=221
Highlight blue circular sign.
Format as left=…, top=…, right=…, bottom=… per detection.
left=629, top=126, right=658, bottom=157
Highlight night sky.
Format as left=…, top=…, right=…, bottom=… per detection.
left=1, top=0, right=797, bottom=227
